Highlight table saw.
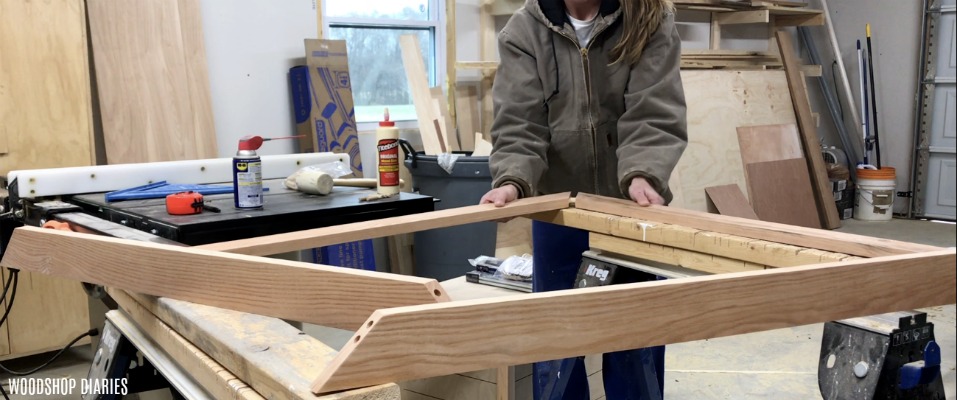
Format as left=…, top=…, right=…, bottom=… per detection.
left=0, top=153, right=433, bottom=399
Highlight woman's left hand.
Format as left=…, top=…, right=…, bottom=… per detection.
left=628, top=177, right=664, bottom=206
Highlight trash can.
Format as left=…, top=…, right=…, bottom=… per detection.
left=401, top=140, right=496, bottom=281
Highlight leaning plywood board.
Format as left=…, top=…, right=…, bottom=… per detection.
left=745, top=159, right=821, bottom=228
left=311, top=250, right=956, bottom=392
left=573, top=194, right=939, bottom=257
left=200, top=193, right=571, bottom=256
left=704, top=184, right=759, bottom=219
left=0, top=227, right=447, bottom=330
left=776, top=31, right=841, bottom=229
left=110, top=289, right=399, bottom=400
left=87, top=0, right=217, bottom=164
left=0, top=0, right=94, bottom=175
left=736, top=124, right=804, bottom=165
left=671, top=70, right=797, bottom=211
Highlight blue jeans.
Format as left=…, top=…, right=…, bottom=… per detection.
left=532, top=220, right=665, bottom=400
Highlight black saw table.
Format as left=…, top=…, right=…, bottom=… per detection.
left=67, top=179, right=434, bottom=246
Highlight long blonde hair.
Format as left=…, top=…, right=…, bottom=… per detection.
left=610, top=0, right=674, bottom=65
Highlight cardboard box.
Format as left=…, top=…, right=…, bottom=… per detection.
left=294, top=39, right=364, bottom=176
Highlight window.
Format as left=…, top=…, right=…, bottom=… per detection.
left=324, top=0, right=444, bottom=126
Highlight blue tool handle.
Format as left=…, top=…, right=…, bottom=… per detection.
left=899, top=341, right=941, bottom=390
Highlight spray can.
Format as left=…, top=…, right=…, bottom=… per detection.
left=233, top=136, right=264, bottom=209
left=376, top=108, right=400, bottom=196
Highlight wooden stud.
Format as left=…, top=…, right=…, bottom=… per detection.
left=311, top=250, right=956, bottom=392
left=776, top=30, right=842, bottom=229
left=455, top=85, right=480, bottom=151
left=573, top=194, right=938, bottom=257
left=399, top=35, right=444, bottom=155
left=199, top=193, right=571, bottom=256
left=542, top=208, right=854, bottom=268
left=589, top=233, right=767, bottom=274
left=111, top=289, right=400, bottom=400
left=316, top=0, right=323, bottom=38
left=446, top=0, right=457, bottom=133
left=714, top=10, right=770, bottom=25
left=0, top=227, right=448, bottom=330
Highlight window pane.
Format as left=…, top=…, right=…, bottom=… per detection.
left=326, top=0, right=430, bottom=21
left=329, top=27, right=433, bottom=123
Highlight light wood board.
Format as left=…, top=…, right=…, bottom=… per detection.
left=495, top=218, right=532, bottom=258
left=4, top=271, right=91, bottom=355
left=454, top=85, right=479, bottom=151
left=111, top=289, right=399, bottom=400
left=573, top=193, right=941, bottom=258
left=745, top=159, right=821, bottom=228
left=0, top=0, right=94, bottom=175
left=200, top=193, right=571, bottom=256
left=544, top=208, right=854, bottom=268
left=311, top=250, right=956, bottom=392
left=106, top=303, right=266, bottom=400
left=87, top=0, right=217, bottom=164
left=589, top=233, right=767, bottom=274
left=399, top=35, right=443, bottom=155
left=672, top=70, right=797, bottom=211
left=704, top=184, right=759, bottom=219
left=430, top=86, right=458, bottom=151
left=1, top=227, right=447, bottom=330
left=775, top=31, right=841, bottom=229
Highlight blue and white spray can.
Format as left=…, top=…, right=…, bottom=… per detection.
left=233, top=136, right=264, bottom=209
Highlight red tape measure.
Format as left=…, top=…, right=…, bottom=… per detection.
left=166, top=191, right=206, bottom=215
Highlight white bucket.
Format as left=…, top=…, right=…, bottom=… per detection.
left=853, top=167, right=896, bottom=221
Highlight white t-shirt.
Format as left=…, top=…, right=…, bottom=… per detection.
left=567, top=13, right=597, bottom=48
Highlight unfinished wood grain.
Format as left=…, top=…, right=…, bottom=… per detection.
left=107, top=298, right=266, bottom=400
left=714, top=10, right=770, bottom=24
left=472, top=133, right=494, bottom=157
left=400, top=35, right=443, bottom=155
left=0, top=0, right=94, bottom=175
left=431, top=86, right=458, bottom=151
left=574, top=194, right=940, bottom=257
left=546, top=208, right=854, bottom=267
left=704, top=184, right=759, bottom=219
left=775, top=31, right=841, bottom=229
left=495, top=218, right=532, bottom=258
left=311, top=250, right=956, bottom=392
left=200, top=193, right=571, bottom=256
left=673, top=70, right=797, bottom=211
left=455, top=85, right=480, bottom=151
left=88, top=0, right=217, bottom=164
left=5, top=271, right=91, bottom=355
left=745, top=159, right=821, bottom=228
left=736, top=124, right=804, bottom=165
left=589, top=233, right=766, bottom=274
left=111, top=289, right=399, bottom=400
left=0, top=227, right=447, bottom=330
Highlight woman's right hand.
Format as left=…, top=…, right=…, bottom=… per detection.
left=479, top=185, right=519, bottom=207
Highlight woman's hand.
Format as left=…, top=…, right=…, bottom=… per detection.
left=628, top=177, right=664, bottom=206
left=480, top=185, right=519, bottom=207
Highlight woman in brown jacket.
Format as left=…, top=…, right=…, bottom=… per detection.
left=479, top=0, right=687, bottom=398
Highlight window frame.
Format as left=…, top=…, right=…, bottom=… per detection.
left=322, top=0, right=446, bottom=131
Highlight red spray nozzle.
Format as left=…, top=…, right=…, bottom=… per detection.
left=238, top=135, right=265, bottom=151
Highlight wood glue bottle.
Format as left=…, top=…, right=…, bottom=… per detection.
left=376, top=108, right=400, bottom=196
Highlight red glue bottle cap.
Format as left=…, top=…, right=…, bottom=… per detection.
left=379, top=108, right=395, bottom=127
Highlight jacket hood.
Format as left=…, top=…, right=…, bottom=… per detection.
left=524, top=0, right=621, bottom=32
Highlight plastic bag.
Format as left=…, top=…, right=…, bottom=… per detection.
left=437, top=153, right=462, bottom=174
left=468, top=254, right=533, bottom=282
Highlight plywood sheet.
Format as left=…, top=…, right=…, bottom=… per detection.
left=0, top=0, right=94, bottom=175
left=736, top=124, right=804, bottom=165
left=672, top=70, right=797, bottom=211
left=88, top=0, right=217, bottom=164
left=745, top=159, right=822, bottom=228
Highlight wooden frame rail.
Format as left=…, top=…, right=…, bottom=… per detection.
left=1, top=192, right=952, bottom=397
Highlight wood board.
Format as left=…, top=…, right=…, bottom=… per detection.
left=4, top=271, right=91, bottom=355
left=704, top=184, right=760, bottom=219
left=454, top=85, right=479, bottom=151
left=0, top=227, right=447, bottom=330
left=573, top=194, right=940, bottom=258
left=111, top=289, right=399, bottom=400
left=775, top=31, right=841, bottom=229
left=311, top=250, right=956, bottom=392
left=430, top=86, right=458, bottom=151
left=0, top=0, right=94, bottom=175
left=399, top=35, right=444, bottom=155
left=671, top=70, right=797, bottom=211
left=589, top=233, right=767, bottom=274
left=744, top=158, right=822, bottom=228
left=736, top=124, right=804, bottom=165
left=199, top=193, right=571, bottom=256
left=87, top=0, right=217, bottom=164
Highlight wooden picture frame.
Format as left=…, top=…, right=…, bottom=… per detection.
left=2, top=192, right=953, bottom=397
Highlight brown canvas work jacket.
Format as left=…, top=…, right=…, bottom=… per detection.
left=489, top=0, right=688, bottom=202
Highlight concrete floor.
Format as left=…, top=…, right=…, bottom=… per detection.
left=2, top=217, right=954, bottom=399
